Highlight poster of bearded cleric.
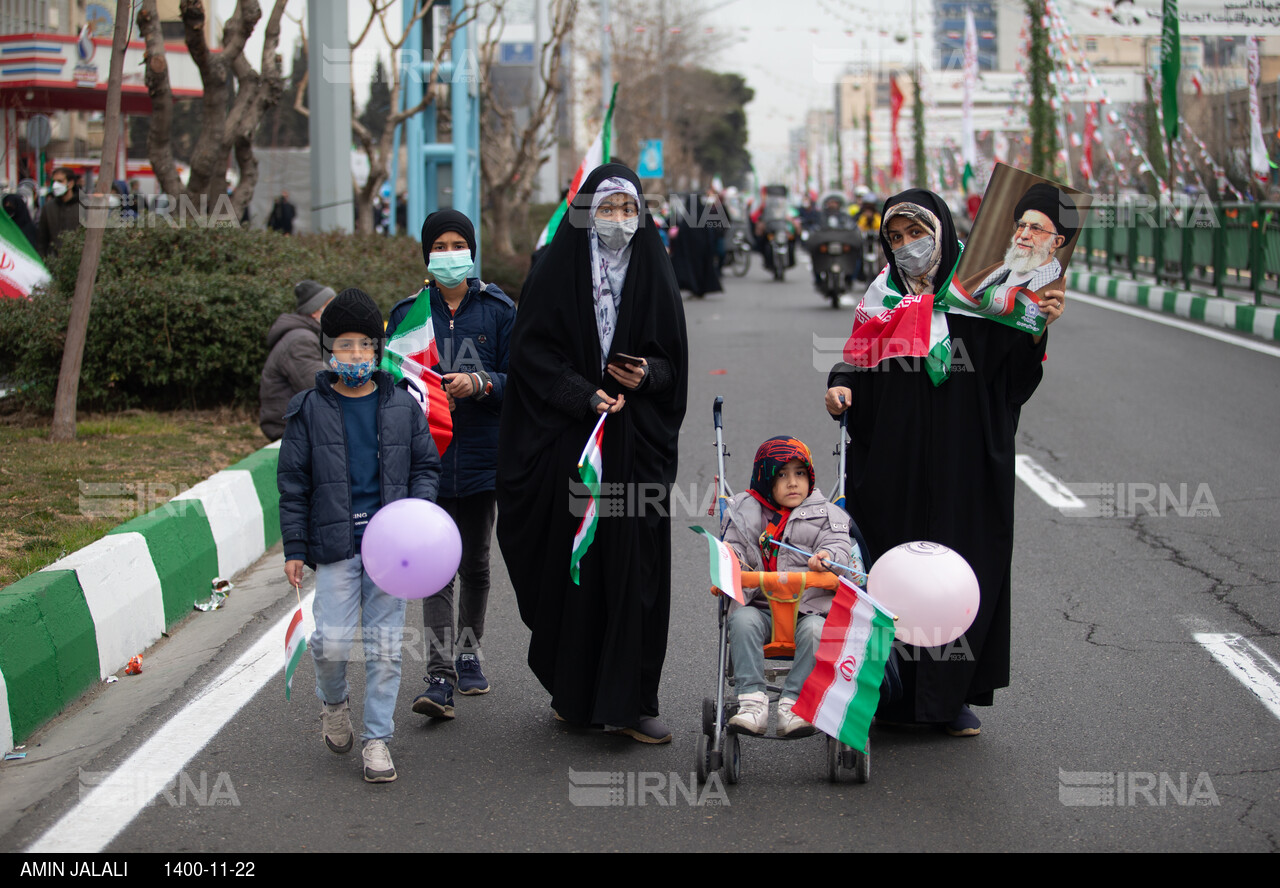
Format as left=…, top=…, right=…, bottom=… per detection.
left=950, top=164, right=1091, bottom=336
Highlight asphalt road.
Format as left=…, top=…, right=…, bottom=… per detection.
left=4, top=255, right=1278, bottom=855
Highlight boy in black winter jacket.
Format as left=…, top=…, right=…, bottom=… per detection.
left=277, top=288, right=441, bottom=783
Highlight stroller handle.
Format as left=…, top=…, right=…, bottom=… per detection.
left=739, top=571, right=841, bottom=591
left=713, top=396, right=724, bottom=429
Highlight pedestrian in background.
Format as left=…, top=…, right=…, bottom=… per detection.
left=259, top=280, right=334, bottom=441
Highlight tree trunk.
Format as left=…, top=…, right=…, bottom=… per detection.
left=50, top=0, right=133, bottom=442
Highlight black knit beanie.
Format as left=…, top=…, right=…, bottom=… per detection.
left=421, top=209, right=477, bottom=265
left=321, top=288, right=384, bottom=356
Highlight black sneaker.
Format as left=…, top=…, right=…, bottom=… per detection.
left=455, top=653, right=490, bottom=695
left=945, top=705, right=981, bottom=737
left=412, top=675, right=455, bottom=718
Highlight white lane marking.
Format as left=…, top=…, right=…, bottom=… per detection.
left=1069, top=291, right=1280, bottom=358
left=1015, top=455, right=1086, bottom=509
left=1193, top=632, right=1280, bottom=723
left=28, top=593, right=316, bottom=853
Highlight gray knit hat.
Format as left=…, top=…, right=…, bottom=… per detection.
left=295, top=280, right=336, bottom=315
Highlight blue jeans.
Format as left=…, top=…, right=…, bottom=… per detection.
left=728, top=606, right=825, bottom=699
left=311, top=555, right=407, bottom=742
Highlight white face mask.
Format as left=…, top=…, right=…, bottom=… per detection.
left=594, top=217, right=639, bottom=251
left=50, top=182, right=68, bottom=198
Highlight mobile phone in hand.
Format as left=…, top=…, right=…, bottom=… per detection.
left=608, top=352, right=644, bottom=367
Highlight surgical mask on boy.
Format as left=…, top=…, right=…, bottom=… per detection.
left=329, top=355, right=375, bottom=388
left=892, top=236, right=935, bottom=278
left=594, top=217, right=639, bottom=251
left=428, top=249, right=473, bottom=288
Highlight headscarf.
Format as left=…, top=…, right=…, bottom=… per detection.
left=879, top=189, right=963, bottom=297
left=2, top=194, right=38, bottom=251
left=748, top=436, right=815, bottom=506
left=881, top=201, right=943, bottom=295
left=588, top=176, right=640, bottom=367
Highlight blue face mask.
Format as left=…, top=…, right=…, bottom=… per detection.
left=329, top=355, right=375, bottom=388
left=428, top=249, right=473, bottom=288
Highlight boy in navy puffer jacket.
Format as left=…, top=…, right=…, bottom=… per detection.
left=278, top=288, right=441, bottom=783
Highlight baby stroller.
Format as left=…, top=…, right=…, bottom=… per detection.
left=695, top=397, right=872, bottom=785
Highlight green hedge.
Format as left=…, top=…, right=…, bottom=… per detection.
left=0, top=225, right=427, bottom=412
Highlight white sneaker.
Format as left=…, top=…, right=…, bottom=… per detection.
left=362, top=739, right=397, bottom=783
left=320, top=699, right=354, bottom=754
left=728, top=691, right=769, bottom=735
left=777, top=696, right=817, bottom=737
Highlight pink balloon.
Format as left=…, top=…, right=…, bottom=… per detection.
left=361, top=499, right=461, bottom=600
left=867, top=542, right=979, bottom=647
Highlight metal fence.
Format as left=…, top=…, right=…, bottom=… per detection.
left=1078, top=198, right=1280, bottom=305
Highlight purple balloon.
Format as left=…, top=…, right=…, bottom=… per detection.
left=361, top=499, right=461, bottom=600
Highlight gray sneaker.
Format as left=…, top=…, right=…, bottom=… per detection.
left=320, top=699, right=354, bottom=754
left=362, top=739, right=397, bottom=783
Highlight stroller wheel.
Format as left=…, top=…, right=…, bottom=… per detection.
left=853, top=740, right=870, bottom=784
left=701, top=697, right=717, bottom=737
left=723, top=732, right=741, bottom=784
left=695, top=733, right=713, bottom=784
left=826, top=735, right=842, bottom=783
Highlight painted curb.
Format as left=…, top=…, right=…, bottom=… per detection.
left=0, top=441, right=282, bottom=754
left=1067, top=270, right=1280, bottom=342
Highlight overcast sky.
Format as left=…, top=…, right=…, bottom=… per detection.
left=213, top=0, right=931, bottom=181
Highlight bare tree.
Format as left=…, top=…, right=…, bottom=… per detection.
left=475, top=0, right=578, bottom=260
left=136, top=0, right=288, bottom=219
left=576, top=0, right=735, bottom=189
left=289, top=1, right=466, bottom=233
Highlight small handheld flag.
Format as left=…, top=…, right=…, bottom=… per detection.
left=689, top=526, right=745, bottom=605
left=284, top=605, right=307, bottom=701
left=569, top=412, right=607, bottom=584
left=383, top=286, right=453, bottom=456
left=792, top=577, right=895, bottom=754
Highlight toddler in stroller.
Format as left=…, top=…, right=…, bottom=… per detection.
left=719, top=435, right=861, bottom=737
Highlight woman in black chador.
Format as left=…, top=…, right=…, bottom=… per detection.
left=824, top=189, right=1063, bottom=738
left=496, top=164, right=688, bottom=743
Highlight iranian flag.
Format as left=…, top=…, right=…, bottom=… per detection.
left=844, top=265, right=954, bottom=386
left=536, top=83, right=618, bottom=250
left=689, top=526, right=745, bottom=605
left=569, top=412, right=607, bottom=585
left=0, top=208, right=49, bottom=300
left=382, top=286, right=453, bottom=456
left=284, top=606, right=307, bottom=701
left=792, top=577, right=895, bottom=754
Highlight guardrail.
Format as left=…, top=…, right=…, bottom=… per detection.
left=1078, top=199, right=1280, bottom=305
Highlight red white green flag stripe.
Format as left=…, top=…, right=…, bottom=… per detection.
left=382, top=286, right=453, bottom=455
left=536, top=83, right=618, bottom=250
left=569, top=412, right=607, bottom=585
left=0, top=208, right=50, bottom=300
left=792, top=577, right=895, bottom=754
left=284, top=607, right=307, bottom=701
left=688, top=526, right=745, bottom=605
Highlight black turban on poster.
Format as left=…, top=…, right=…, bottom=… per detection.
left=1013, top=183, right=1079, bottom=243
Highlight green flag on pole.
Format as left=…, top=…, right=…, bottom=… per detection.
left=1161, top=0, right=1180, bottom=144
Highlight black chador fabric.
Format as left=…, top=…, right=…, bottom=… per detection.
left=829, top=188, right=1047, bottom=724
left=496, top=164, right=689, bottom=727
left=668, top=193, right=723, bottom=297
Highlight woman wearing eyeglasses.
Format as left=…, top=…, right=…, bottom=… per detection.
left=823, top=188, right=1063, bottom=738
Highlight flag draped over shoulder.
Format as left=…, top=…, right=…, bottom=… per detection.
left=284, top=606, right=307, bottom=701
left=382, top=286, right=453, bottom=456
left=689, top=526, right=745, bottom=605
left=536, top=84, right=618, bottom=250
left=0, top=209, right=49, bottom=300
left=843, top=265, right=954, bottom=386
left=792, top=577, right=895, bottom=754
left=569, top=412, right=606, bottom=585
